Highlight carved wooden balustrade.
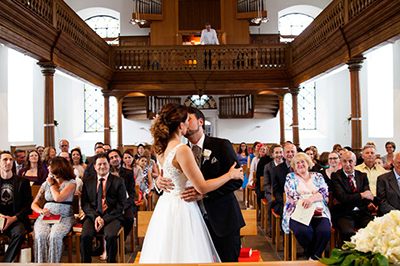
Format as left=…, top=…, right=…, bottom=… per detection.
left=112, top=45, right=287, bottom=71
left=14, top=0, right=110, bottom=65
left=219, top=95, right=253, bottom=118
left=291, top=0, right=379, bottom=62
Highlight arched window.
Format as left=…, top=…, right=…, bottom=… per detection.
left=85, top=15, right=120, bottom=45
left=184, top=95, right=217, bottom=109
left=279, top=13, right=314, bottom=42
left=84, top=85, right=117, bottom=132
left=284, top=83, right=316, bottom=130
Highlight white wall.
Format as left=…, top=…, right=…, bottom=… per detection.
left=66, top=0, right=150, bottom=36
left=0, top=45, right=9, bottom=149
left=249, top=0, right=331, bottom=34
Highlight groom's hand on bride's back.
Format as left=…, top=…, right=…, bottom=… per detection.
left=181, top=186, right=204, bottom=202
left=155, top=170, right=174, bottom=193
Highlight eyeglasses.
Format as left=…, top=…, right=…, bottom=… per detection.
left=61, top=145, right=69, bottom=147
left=328, top=157, right=339, bottom=160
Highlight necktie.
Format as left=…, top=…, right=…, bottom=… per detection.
left=97, top=178, right=104, bottom=214
left=192, top=145, right=202, bottom=167
left=191, top=145, right=207, bottom=216
left=348, top=174, right=357, bottom=193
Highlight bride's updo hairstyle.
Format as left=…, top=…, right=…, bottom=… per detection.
left=151, top=103, right=188, bottom=155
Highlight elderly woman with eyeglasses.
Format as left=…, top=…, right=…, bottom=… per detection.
left=282, top=152, right=331, bottom=260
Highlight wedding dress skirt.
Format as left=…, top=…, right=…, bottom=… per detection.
left=139, top=144, right=220, bottom=263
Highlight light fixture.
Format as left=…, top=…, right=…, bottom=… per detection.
left=129, top=0, right=147, bottom=26
left=251, top=0, right=269, bottom=24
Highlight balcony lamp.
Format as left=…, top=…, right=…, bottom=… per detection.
left=129, top=0, right=147, bottom=26
left=251, top=0, right=269, bottom=24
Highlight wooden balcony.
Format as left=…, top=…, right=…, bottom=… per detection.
left=0, top=0, right=399, bottom=96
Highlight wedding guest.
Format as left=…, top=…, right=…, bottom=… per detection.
left=271, top=143, right=297, bottom=216
left=83, top=146, right=106, bottom=180
left=12, top=149, right=26, bottom=175
left=103, top=144, right=111, bottom=154
left=59, top=139, right=69, bottom=153
left=36, top=146, right=45, bottom=159
left=134, top=144, right=145, bottom=161
left=42, top=147, right=56, bottom=169
left=237, top=142, right=249, bottom=166
left=282, top=153, right=331, bottom=260
left=320, top=151, right=340, bottom=190
left=85, top=142, right=104, bottom=165
left=248, top=143, right=262, bottom=185
left=382, top=141, right=396, bottom=170
left=238, top=142, right=249, bottom=189
left=355, top=145, right=386, bottom=198
left=135, top=156, right=152, bottom=209
left=0, top=151, right=32, bottom=262
left=108, top=149, right=136, bottom=240
left=59, top=152, right=83, bottom=193
left=71, top=148, right=87, bottom=179
left=31, top=157, right=77, bottom=263
left=331, top=151, right=374, bottom=242
left=248, top=141, right=261, bottom=165
left=377, top=153, right=400, bottom=215
left=80, top=154, right=126, bottom=263
left=305, top=147, right=321, bottom=171
left=332, top=144, right=342, bottom=153
left=122, top=150, right=135, bottom=171
left=263, top=144, right=283, bottom=234
left=253, top=143, right=271, bottom=206
left=18, top=150, right=48, bottom=185
left=375, top=157, right=385, bottom=169
left=144, top=149, right=159, bottom=179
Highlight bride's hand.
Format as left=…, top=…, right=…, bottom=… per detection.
left=181, top=187, right=204, bottom=202
left=228, top=162, right=244, bottom=180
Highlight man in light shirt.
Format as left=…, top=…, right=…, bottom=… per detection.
left=355, top=145, right=386, bottom=197
left=200, top=22, right=219, bottom=45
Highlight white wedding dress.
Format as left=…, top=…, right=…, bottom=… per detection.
left=139, top=144, right=221, bottom=263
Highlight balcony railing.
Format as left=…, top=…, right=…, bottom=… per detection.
left=291, top=0, right=379, bottom=62
left=14, top=0, right=110, bottom=65
left=219, top=95, right=253, bottom=118
left=112, top=45, right=287, bottom=71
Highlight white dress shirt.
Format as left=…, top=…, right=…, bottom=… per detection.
left=200, top=29, right=219, bottom=45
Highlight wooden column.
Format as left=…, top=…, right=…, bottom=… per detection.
left=347, top=57, right=365, bottom=157
left=38, top=62, right=57, bottom=148
left=102, top=89, right=111, bottom=145
left=117, top=97, right=123, bottom=152
left=290, top=87, right=300, bottom=148
left=277, top=92, right=286, bottom=146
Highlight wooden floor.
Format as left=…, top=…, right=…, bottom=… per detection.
left=2, top=190, right=316, bottom=264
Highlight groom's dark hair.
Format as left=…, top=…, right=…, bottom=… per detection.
left=188, top=107, right=205, bottom=130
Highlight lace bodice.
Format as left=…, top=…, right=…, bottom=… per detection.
left=162, top=144, right=190, bottom=196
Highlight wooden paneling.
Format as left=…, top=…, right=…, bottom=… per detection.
left=221, top=0, right=250, bottom=44
left=178, top=0, right=221, bottom=31
left=150, top=0, right=178, bottom=45
left=119, top=35, right=150, bottom=46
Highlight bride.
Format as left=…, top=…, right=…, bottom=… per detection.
left=139, top=103, right=243, bottom=263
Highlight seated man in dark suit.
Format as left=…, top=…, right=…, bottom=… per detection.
left=377, top=152, right=400, bottom=216
left=263, top=144, right=284, bottom=234
left=271, top=143, right=297, bottom=217
left=0, top=151, right=32, bottom=262
left=80, top=153, right=127, bottom=263
left=107, top=149, right=137, bottom=240
left=331, top=151, right=374, bottom=242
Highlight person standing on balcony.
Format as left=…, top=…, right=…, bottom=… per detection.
left=200, top=22, right=219, bottom=45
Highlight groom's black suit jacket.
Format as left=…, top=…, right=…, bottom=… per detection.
left=199, top=136, right=245, bottom=237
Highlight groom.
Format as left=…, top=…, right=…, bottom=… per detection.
left=156, top=107, right=245, bottom=262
